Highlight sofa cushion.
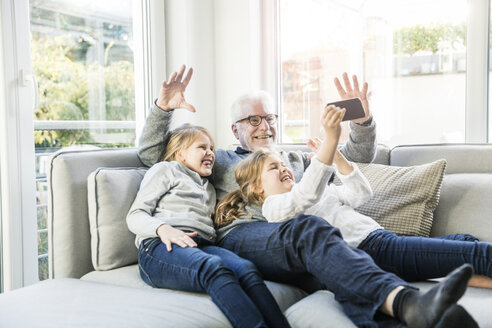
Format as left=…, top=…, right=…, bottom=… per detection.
left=335, top=160, right=446, bottom=237
left=87, top=167, right=147, bottom=271
left=0, top=278, right=231, bottom=328
left=431, top=173, right=492, bottom=242
left=81, top=265, right=308, bottom=313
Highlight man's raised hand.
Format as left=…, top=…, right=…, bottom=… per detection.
left=334, top=72, right=370, bottom=124
left=156, top=64, right=196, bottom=112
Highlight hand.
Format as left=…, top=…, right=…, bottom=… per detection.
left=157, top=224, right=198, bottom=252
left=306, top=137, right=322, bottom=159
left=321, top=105, right=345, bottom=145
left=156, top=65, right=196, bottom=112
left=334, top=72, right=370, bottom=124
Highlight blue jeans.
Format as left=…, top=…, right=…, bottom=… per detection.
left=218, top=215, right=414, bottom=328
left=359, top=229, right=492, bottom=281
left=138, top=236, right=290, bottom=328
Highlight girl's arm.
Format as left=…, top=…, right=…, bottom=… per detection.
left=331, top=150, right=373, bottom=208
left=263, top=158, right=336, bottom=222
left=126, top=163, right=175, bottom=238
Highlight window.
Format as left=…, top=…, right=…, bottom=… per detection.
left=29, top=0, right=137, bottom=281
left=277, top=0, right=470, bottom=146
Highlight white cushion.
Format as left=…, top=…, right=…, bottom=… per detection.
left=87, top=167, right=147, bottom=270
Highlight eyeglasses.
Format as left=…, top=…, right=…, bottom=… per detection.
left=235, top=114, right=278, bottom=126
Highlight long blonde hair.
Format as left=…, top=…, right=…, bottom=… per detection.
left=215, top=148, right=279, bottom=228
left=161, top=123, right=215, bottom=162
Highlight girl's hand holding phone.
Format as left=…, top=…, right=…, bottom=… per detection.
left=321, top=105, right=346, bottom=145
left=157, top=224, right=198, bottom=252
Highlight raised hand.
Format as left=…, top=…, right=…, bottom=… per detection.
left=156, top=64, right=196, bottom=112
left=321, top=105, right=345, bottom=145
left=157, top=224, right=198, bottom=252
left=334, top=72, right=370, bottom=124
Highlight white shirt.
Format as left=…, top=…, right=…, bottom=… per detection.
left=262, top=157, right=382, bottom=247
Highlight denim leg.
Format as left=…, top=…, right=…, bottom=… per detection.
left=138, top=238, right=267, bottom=328
left=202, top=245, right=291, bottom=328
left=219, top=216, right=413, bottom=328
left=359, top=229, right=492, bottom=281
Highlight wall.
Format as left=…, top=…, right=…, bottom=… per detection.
left=163, top=0, right=261, bottom=149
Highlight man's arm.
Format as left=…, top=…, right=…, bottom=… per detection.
left=137, top=65, right=195, bottom=167
left=333, top=73, right=377, bottom=163
left=339, top=118, right=377, bottom=163
left=137, top=105, right=173, bottom=167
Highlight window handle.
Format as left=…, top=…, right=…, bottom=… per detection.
left=20, top=69, right=39, bottom=110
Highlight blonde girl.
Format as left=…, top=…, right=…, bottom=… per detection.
left=215, top=106, right=477, bottom=328
left=127, top=123, right=290, bottom=328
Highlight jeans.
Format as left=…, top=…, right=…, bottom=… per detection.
left=138, top=236, right=290, bottom=328
left=218, top=215, right=414, bottom=328
left=359, top=229, right=492, bottom=281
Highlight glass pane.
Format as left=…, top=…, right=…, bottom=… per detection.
left=30, top=0, right=136, bottom=280
left=279, top=0, right=467, bottom=146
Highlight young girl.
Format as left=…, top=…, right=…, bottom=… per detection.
left=126, top=123, right=291, bottom=328
left=216, top=104, right=492, bottom=290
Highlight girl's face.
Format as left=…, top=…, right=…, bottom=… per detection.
left=176, top=133, right=215, bottom=176
left=256, top=154, right=295, bottom=199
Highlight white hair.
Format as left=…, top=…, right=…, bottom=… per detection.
left=230, top=90, right=275, bottom=123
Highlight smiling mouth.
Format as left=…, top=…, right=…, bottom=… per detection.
left=202, top=159, right=214, bottom=167
left=280, top=175, right=292, bottom=182
left=254, top=135, right=272, bottom=140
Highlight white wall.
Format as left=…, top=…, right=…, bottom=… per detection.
left=163, top=0, right=262, bottom=149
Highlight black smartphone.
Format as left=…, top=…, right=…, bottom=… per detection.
left=326, top=97, right=365, bottom=121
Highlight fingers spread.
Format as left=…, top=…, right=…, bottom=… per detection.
left=352, top=75, right=360, bottom=93
left=183, top=67, right=193, bottom=87
left=342, top=72, right=353, bottom=93
left=167, top=72, right=177, bottom=84
left=183, top=103, right=196, bottom=112
left=175, top=65, right=186, bottom=82
left=334, top=77, right=346, bottom=97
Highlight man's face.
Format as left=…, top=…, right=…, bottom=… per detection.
left=232, top=101, right=277, bottom=152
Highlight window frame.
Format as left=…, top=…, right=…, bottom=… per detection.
left=0, top=0, right=160, bottom=290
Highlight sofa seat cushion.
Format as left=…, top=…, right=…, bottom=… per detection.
left=81, top=264, right=307, bottom=312
left=414, top=281, right=492, bottom=328
left=0, top=278, right=231, bottom=328
left=285, top=282, right=492, bottom=328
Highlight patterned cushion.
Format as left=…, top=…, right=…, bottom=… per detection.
left=335, top=159, right=446, bottom=236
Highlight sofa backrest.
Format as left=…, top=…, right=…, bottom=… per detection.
left=390, top=144, right=492, bottom=242
left=49, top=143, right=492, bottom=279
left=48, top=148, right=144, bottom=279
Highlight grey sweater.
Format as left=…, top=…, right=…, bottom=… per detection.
left=138, top=105, right=377, bottom=240
left=126, top=160, right=216, bottom=246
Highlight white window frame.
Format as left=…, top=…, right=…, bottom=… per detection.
left=0, top=0, right=161, bottom=290
left=1, top=0, right=38, bottom=291
left=265, top=0, right=491, bottom=144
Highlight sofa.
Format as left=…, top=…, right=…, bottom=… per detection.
left=1, top=143, right=492, bottom=327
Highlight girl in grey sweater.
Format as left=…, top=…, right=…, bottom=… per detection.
left=127, top=124, right=290, bottom=328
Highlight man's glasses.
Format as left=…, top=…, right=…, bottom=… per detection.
left=235, top=114, right=278, bottom=126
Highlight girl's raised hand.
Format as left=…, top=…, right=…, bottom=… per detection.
left=157, top=224, right=198, bottom=252
left=156, top=64, right=196, bottom=112
left=321, top=105, right=345, bottom=145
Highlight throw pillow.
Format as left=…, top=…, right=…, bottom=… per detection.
left=87, top=167, right=148, bottom=271
left=334, top=159, right=447, bottom=237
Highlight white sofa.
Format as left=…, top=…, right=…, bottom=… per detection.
left=1, top=144, right=492, bottom=327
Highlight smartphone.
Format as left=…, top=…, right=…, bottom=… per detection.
left=326, top=97, right=365, bottom=122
